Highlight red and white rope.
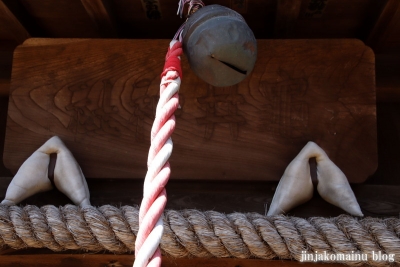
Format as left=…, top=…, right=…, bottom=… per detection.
left=133, top=40, right=182, bottom=267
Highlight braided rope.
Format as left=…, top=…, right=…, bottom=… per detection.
left=1, top=204, right=400, bottom=266
left=134, top=41, right=182, bottom=267
left=134, top=1, right=202, bottom=264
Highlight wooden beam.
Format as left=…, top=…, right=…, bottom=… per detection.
left=375, top=54, right=400, bottom=102
left=0, top=0, right=30, bottom=44
left=303, top=0, right=329, bottom=18
left=0, top=176, right=399, bottom=217
left=0, top=41, right=15, bottom=96
left=0, top=79, right=9, bottom=96
left=367, top=0, right=400, bottom=54
left=274, top=0, right=302, bottom=38
left=80, top=0, right=117, bottom=38
left=3, top=39, right=377, bottom=183
left=4, top=74, right=398, bottom=103
left=0, top=254, right=352, bottom=267
left=0, top=39, right=397, bottom=102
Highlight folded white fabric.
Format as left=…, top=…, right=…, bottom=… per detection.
left=1, top=136, right=90, bottom=207
left=268, top=141, right=363, bottom=217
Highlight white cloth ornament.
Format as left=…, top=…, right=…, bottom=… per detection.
left=1, top=136, right=90, bottom=207
left=268, top=141, right=363, bottom=217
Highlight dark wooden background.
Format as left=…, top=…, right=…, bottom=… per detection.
left=0, top=0, right=400, bottom=266
left=1, top=0, right=400, bottom=184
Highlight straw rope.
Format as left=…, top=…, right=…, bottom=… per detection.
left=0, top=204, right=399, bottom=266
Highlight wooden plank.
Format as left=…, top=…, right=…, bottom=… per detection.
left=274, top=0, right=302, bottom=38
left=3, top=39, right=399, bottom=101
left=80, top=0, right=117, bottom=38
left=367, top=0, right=400, bottom=54
left=1, top=57, right=398, bottom=102
left=0, top=0, right=30, bottom=44
left=4, top=38, right=377, bottom=182
left=0, top=254, right=354, bottom=267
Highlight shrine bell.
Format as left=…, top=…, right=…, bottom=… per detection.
left=182, top=5, right=257, bottom=87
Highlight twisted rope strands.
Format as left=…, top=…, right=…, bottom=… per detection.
left=1, top=204, right=400, bottom=266
left=134, top=40, right=183, bottom=267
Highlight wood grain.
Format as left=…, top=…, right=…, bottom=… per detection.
left=4, top=38, right=377, bottom=182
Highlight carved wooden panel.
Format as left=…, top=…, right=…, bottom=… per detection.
left=4, top=39, right=376, bottom=182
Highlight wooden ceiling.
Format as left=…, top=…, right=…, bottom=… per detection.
left=0, top=0, right=399, bottom=54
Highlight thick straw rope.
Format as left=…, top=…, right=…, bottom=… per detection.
left=1, top=204, right=400, bottom=266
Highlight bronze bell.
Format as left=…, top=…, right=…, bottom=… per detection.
left=182, top=5, right=257, bottom=87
